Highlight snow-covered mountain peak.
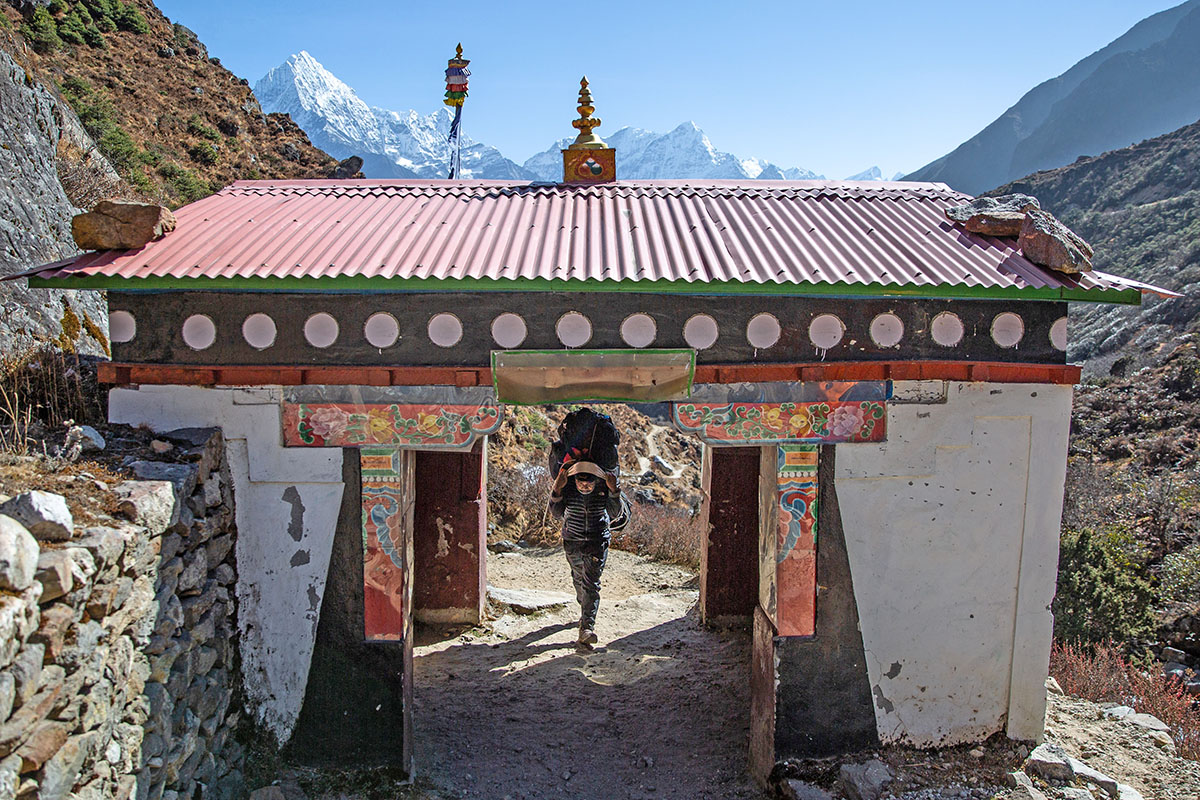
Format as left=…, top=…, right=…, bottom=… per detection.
left=256, top=54, right=830, bottom=182
left=255, top=52, right=529, bottom=180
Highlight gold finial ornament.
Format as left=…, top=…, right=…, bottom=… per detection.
left=569, top=76, right=608, bottom=150
left=455, top=42, right=463, bottom=59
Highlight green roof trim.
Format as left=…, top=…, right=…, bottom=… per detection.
left=26, top=274, right=1142, bottom=305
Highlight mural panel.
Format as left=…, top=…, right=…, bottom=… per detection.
left=361, top=447, right=411, bottom=641
left=673, top=384, right=886, bottom=446
left=283, top=402, right=503, bottom=449
left=777, top=444, right=818, bottom=637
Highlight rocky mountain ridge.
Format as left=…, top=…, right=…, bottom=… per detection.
left=0, top=0, right=337, bottom=209
left=989, top=114, right=1200, bottom=372
left=906, top=0, right=1200, bottom=194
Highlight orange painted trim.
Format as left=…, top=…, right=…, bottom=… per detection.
left=98, top=360, right=1082, bottom=387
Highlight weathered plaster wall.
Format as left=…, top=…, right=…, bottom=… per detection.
left=109, top=386, right=344, bottom=743
left=835, top=380, right=1071, bottom=746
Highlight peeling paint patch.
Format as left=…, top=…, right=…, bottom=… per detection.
left=873, top=684, right=895, bottom=714
left=282, top=486, right=306, bottom=543
left=885, top=661, right=902, bottom=679
left=436, top=517, right=451, bottom=558
left=290, top=549, right=311, bottom=567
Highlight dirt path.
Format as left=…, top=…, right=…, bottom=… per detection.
left=409, top=547, right=765, bottom=800
left=634, top=424, right=687, bottom=481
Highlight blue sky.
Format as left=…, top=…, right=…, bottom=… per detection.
left=156, top=0, right=1181, bottom=178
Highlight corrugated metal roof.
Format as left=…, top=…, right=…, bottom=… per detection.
left=19, top=179, right=1158, bottom=299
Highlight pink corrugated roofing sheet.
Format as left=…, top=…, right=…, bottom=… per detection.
left=20, top=179, right=1165, bottom=298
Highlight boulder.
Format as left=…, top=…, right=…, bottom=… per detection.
left=945, top=194, right=1041, bottom=237
left=60, top=425, right=105, bottom=459
left=38, top=732, right=90, bottom=800
left=15, top=720, right=69, bottom=772
left=329, top=155, right=364, bottom=179
left=1123, top=712, right=1169, bottom=731
left=782, top=779, right=835, bottom=800
left=1161, top=646, right=1187, bottom=663
left=838, top=759, right=892, bottom=800
left=1064, top=755, right=1119, bottom=796
left=1019, top=209, right=1093, bottom=274
left=111, top=481, right=178, bottom=535
left=1025, top=743, right=1074, bottom=782
left=0, top=516, right=39, bottom=592
left=0, top=492, right=73, bottom=542
left=486, top=586, right=573, bottom=615
left=71, top=200, right=176, bottom=251
left=0, top=673, right=13, bottom=722
left=34, top=550, right=74, bottom=602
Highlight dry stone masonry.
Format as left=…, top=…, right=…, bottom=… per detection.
left=0, top=428, right=242, bottom=800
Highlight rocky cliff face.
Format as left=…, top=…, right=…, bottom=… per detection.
left=990, top=115, right=1200, bottom=373
left=0, top=36, right=111, bottom=360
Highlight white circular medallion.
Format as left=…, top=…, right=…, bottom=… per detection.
left=621, top=313, right=657, bottom=348
left=304, top=313, right=339, bottom=348
left=991, top=312, right=1024, bottom=348
left=870, top=313, right=904, bottom=348
left=364, top=313, right=400, bottom=348
left=491, top=313, right=528, bottom=348
left=181, top=314, right=216, bottom=351
left=808, top=314, right=845, bottom=349
left=242, top=313, right=277, bottom=350
left=109, top=310, right=136, bottom=343
left=1050, top=316, right=1068, bottom=352
left=683, top=314, right=719, bottom=350
left=428, top=313, right=463, bottom=348
left=555, top=312, right=592, bottom=348
left=931, top=312, right=964, bottom=347
left=746, top=313, right=781, bottom=349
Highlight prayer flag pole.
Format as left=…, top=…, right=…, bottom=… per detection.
left=444, top=44, right=470, bottom=179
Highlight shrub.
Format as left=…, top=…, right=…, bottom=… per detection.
left=113, top=1, right=148, bottom=34
left=21, top=7, right=62, bottom=53
left=1159, top=544, right=1200, bottom=604
left=611, top=502, right=701, bottom=569
left=187, top=115, right=221, bottom=142
left=1050, top=640, right=1200, bottom=760
left=158, top=161, right=212, bottom=204
left=187, top=142, right=218, bottom=165
left=48, top=0, right=69, bottom=14
left=57, top=10, right=87, bottom=45
left=97, top=126, right=139, bottom=172
left=81, top=22, right=105, bottom=47
left=1053, top=529, right=1155, bottom=645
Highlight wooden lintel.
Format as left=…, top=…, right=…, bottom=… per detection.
left=99, top=361, right=1082, bottom=388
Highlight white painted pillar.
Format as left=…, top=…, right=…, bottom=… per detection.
left=109, top=385, right=344, bottom=744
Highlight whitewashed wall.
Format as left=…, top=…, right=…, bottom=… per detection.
left=110, top=386, right=344, bottom=744
left=836, top=380, right=1071, bottom=745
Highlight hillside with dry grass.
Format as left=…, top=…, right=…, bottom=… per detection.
left=0, top=0, right=338, bottom=208
left=486, top=404, right=706, bottom=568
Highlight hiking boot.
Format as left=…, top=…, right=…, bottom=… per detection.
left=579, top=628, right=598, bottom=645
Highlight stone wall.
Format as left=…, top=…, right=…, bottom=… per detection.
left=0, top=427, right=243, bottom=799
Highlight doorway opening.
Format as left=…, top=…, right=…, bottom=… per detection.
left=408, top=403, right=765, bottom=799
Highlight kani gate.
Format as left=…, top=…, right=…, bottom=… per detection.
left=275, top=374, right=891, bottom=776
left=18, top=168, right=1157, bottom=784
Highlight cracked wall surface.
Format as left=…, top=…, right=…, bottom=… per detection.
left=836, top=381, right=1070, bottom=745
left=109, top=385, right=344, bottom=743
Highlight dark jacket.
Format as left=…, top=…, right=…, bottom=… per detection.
left=548, top=486, right=622, bottom=542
